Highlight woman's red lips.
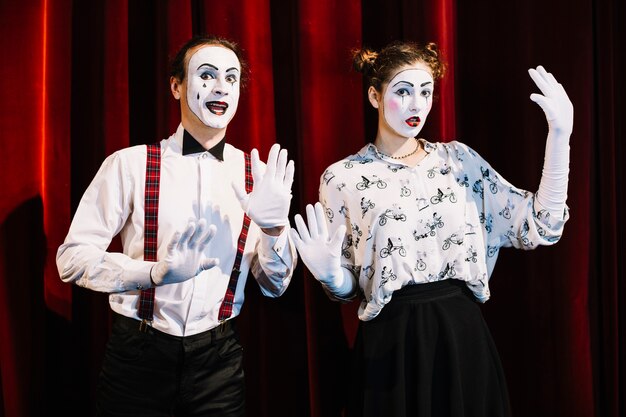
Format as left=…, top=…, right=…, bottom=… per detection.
left=205, top=101, right=229, bottom=115
left=405, top=116, right=420, bottom=127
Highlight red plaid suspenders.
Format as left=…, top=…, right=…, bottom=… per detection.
left=137, top=143, right=161, bottom=327
left=138, top=143, right=253, bottom=328
left=218, top=152, right=253, bottom=322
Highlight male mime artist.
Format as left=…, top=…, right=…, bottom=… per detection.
left=56, top=35, right=297, bottom=416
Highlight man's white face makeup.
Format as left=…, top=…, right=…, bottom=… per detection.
left=381, top=66, right=434, bottom=138
left=186, top=45, right=241, bottom=129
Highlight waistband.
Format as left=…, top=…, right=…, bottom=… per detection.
left=112, top=312, right=235, bottom=344
left=391, top=279, right=475, bottom=302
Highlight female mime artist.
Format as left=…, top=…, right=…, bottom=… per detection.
left=290, top=41, right=572, bottom=417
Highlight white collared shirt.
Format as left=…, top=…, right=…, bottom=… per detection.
left=57, top=124, right=296, bottom=336
left=320, top=139, right=569, bottom=321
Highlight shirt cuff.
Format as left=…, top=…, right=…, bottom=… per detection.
left=121, top=258, right=157, bottom=291
left=259, top=225, right=291, bottom=258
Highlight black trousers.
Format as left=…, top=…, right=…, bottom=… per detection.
left=95, top=313, right=245, bottom=417
left=347, top=279, right=513, bottom=417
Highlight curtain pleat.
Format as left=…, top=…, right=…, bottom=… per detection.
left=196, top=0, right=277, bottom=154
left=42, top=0, right=73, bottom=320
left=0, top=1, right=622, bottom=416
left=590, top=1, right=625, bottom=416
left=294, top=1, right=364, bottom=415
left=455, top=1, right=595, bottom=415
left=1, top=1, right=72, bottom=415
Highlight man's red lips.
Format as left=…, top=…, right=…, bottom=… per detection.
left=205, top=101, right=229, bottom=115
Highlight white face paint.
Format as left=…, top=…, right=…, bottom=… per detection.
left=382, top=66, right=434, bottom=138
left=186, top=46, right=241, bottom=129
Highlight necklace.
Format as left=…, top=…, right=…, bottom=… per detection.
left=377, top=138, right=420, bottom=160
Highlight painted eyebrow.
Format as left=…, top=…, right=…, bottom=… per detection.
left=226, top=67, right=240, bottom=73
left=421, top=81, right=433, bottom=87
left=197, top=63, right=218, bottom=71
left=392, top=80, right=414, bottom=88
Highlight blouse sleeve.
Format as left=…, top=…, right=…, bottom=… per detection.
left=459, top=142, right=570, bottom=251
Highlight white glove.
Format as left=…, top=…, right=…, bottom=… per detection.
left=529, top=65, right=573, bottom=136
left=290, top=202, right=355, bottom=297
left=233, top=143, right=294, bottom=228
left=151, top=219, right=219, bottom=286
left=528, top=66, right=573, bottom=218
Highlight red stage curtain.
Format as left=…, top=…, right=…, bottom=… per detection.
left=295, top=2, right=365, bottom=415
left=0, top=1, right=623, bottom=416
left=454, top=1, right=595, bottom=415
left=589, top=0, right=625, bottom=416
left=0, top=0, right=72, bottom=415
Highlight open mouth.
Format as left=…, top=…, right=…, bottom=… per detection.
left=205, top=101, right=229, bottom=116
left=405, top=116, right=420, bottom=127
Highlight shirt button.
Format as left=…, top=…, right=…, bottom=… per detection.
left=201, top=153, right=208, bottom=159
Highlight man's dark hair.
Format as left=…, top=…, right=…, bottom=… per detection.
left=169, top=34, right=248, bottom=86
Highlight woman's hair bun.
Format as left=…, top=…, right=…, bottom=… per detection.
left=352, top=48, right=378, bottom=74
left=424, top=42, right=439, bottom=57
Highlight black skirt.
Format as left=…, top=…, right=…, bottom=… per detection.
left=347, top=279, right=512, bottom=417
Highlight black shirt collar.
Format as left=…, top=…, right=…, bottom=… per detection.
left=182, top=129, right=225, bottom=161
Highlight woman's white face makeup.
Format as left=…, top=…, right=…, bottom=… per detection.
left=381, top=64, right=434, bottom=138
left=186, top=45, right=241, bottom=129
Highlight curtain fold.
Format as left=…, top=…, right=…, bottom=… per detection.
left=42, top=0, right=73, bottom=321
left=294, top=1, right=364, bottom=415
left=455, top=1, right=595, bottom=415
left=165, top=1, right=192, bottom=134
left=195, top=0, right=277, bottom=154
left=1, top=0, right=72, bottom=415
left=0, top=1, right=622, bottom=416
left=590, top=1, right=625, bottom=416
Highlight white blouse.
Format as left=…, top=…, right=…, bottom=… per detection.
left=319, top=139, right=569, bottom=321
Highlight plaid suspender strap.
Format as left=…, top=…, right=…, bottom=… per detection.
left=218, top=152, right=253, bottom=322
left=137, top=146, right=252, bottom=325
left=138, top=143, right=161, bottom=327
